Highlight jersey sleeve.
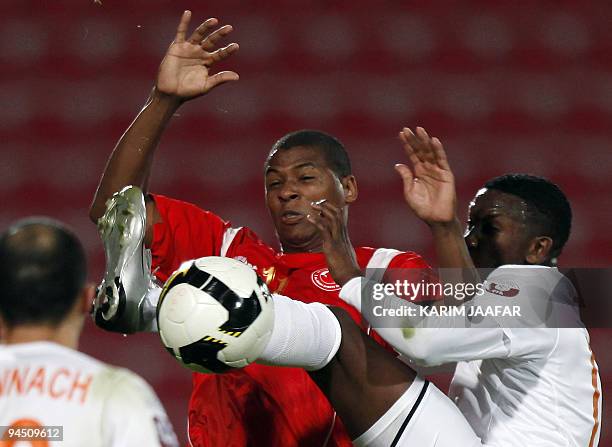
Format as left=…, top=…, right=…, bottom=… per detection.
left=382, top=251, right=440, bottom=304
left=100, top=368, right=179, bottom=447
left=376, top=326, right=511, bottom=367
left=149, top=194, right=231, bottom=282
left=385, top=251, right=431, bottom=271
left=339, top=267, right=561, bottom=367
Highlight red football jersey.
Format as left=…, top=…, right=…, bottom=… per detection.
left=149, top=194, right=431, bottom=447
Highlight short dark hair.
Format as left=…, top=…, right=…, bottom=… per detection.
left=0, top=217, right=87, bottom=327
left=267, top=130, right=352, bottom=178
left=484, top=174, right=572, bottom=257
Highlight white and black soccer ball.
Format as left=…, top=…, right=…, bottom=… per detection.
left=156, top=256, right=274, bottom=373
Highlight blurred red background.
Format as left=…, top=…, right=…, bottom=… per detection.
left=2, top=0, right=611, bottom=445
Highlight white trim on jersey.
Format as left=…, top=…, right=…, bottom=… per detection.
left=187, top=417, right=195, bottom=447
left=365, top=248, right=402, bottom=270
left=220, top=227, right=243, bottom=257
left=363, top=248, right=402, bottom=335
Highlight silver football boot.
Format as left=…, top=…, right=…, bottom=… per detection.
left=93, top=185, right=160, bottom=333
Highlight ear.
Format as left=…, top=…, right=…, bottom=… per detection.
left=79, top=283, right=97, bottom=315
left=341, top=175, right=358, bottom=204
left=525, top=236, right=554, bottom=265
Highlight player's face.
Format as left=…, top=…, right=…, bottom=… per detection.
left=465, top=188, right=534, bottom=268
left=265, top=146, right=355, bottom=253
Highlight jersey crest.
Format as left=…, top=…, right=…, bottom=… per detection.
left=311, top=268, right=341, bottom=292
left=485, top=279, right=520, bottom=297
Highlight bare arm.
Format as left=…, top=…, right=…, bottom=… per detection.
left=89, top=90, right=180, bottom=223
left=89, top=11, right=239, bottom=228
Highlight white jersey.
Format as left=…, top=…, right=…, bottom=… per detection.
left=0, top=341, right=178, bottom=447
left=340, top=265, right=602, bottom=447
left=449, top=266, right=602, bottom=447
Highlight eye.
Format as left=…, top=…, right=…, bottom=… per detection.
left=300, top=175, right=315, bottom=182
left=481, top=221, right=498, bottom=235
left=267, top=180, right=281, bottom=189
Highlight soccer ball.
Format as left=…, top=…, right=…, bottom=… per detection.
left=156, top=256, right=274, bottom=373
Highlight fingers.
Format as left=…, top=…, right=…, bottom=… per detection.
left=416, top=127, right=436, bottom=164
left=399, top=126, right=447, bottom=170
left=206, top=71, right=240, bottom=90
left=306, top=213, right=327, bottom=234
left=394, top=163, right=414, bottom=186
left=307, top=200, right=343, bottom=238
left=181, top=15, right=236, bottom=54
left=431, top=137, right=450, bottom=170
left=411, top=126, right=436, bottom=164
left=311, top=201, right=342, bottom=222
left=187, top=18, right=219, bottom=44
left=175, top=10, right=192, bottom=43
left=201, top=25, right=234, bottom=51
left=399, top=129, right=421, bottom=168
left=205, top=42, right=239, bottom=65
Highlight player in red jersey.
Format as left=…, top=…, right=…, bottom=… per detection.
left=89, top=11, right=431, bottom=447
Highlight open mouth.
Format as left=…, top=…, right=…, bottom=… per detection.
left=281, top=210, right=303, bottom=224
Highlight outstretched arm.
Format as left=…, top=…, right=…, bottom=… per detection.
left=89, top=11, right=239, bottom=235
left=395, top=127, right=473, bottom=270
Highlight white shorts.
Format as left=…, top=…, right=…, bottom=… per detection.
left=353, top=376, right=482, bottom=447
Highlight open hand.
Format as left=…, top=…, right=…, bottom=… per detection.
left=395, top=127, right=457, bottom=226
left=156, top=11, right=239, bottom=101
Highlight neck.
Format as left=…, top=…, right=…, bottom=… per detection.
left=281, top=243, right=323, bottom=254
left=279, top=235, right=325, bottom=254
left=3, top=320, right=81, bottom=350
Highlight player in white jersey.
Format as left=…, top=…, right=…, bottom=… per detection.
left=0, top=218, right=178, bottom=447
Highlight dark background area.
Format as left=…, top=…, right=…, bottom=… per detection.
left=2, top=0, right=610, bottom=445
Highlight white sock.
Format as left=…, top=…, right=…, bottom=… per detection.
left=338, top=277, right=363, bottom=312
left=258, top=294, right=342, bottom=371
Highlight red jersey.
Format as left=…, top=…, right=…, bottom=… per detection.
left=149, top=194, right=431, bottom=447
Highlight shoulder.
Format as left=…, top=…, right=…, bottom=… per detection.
left=356, top=247, right=430, bottom=269
left=487, top=265, right=569, bottom=287
left=97, top=367, right=178, bottom=446
left=95, top=366, right=164, bottom=425
left=477, top=266, right=572, bottom=358
left=150, top=193, right=266, bottom=243
left=484, top=265, right=575, bottom=305
left=148, top=193, right=226, bottom=225
left=223, top=226, right=276, bottom=260
left=94, top=366, right=156, bottom=402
